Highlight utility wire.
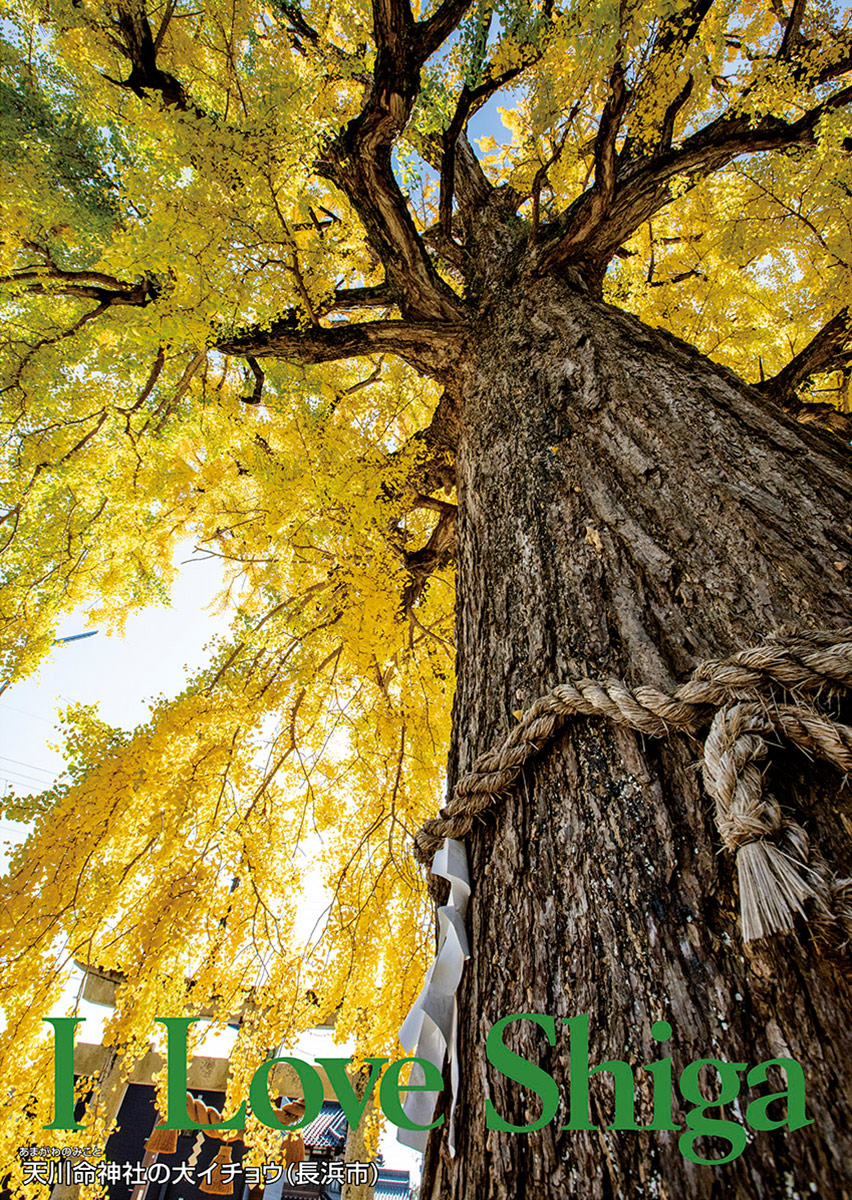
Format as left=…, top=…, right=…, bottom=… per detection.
left=0, top=755, right=56, bottom=776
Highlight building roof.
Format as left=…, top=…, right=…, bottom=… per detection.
left=301, top=1101, right=349, bottom=1149
left=375, top=1168, right=412, bottom=1197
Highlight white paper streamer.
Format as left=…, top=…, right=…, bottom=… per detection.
left=397, top=837, right=470, bottom=1156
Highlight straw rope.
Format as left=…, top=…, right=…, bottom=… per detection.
left=415, top=627, right=852, bottom=944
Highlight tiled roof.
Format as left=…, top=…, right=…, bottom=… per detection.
left=301, top=1102, right=348, bottom=1149
left=375, top=1168, right=411, bottom=1197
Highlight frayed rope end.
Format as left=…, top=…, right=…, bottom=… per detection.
left=737, top=840, right=816, bottom=942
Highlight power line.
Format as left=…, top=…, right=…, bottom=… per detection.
left=0, top=755, right=56, bottom=776
left=0, top=702, right=54, bottom=724
left=0, top=772, right=55, bottom=792
left=0, top=821, right=29, bottom=836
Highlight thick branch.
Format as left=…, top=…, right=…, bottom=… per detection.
left=756, top=308, right=852, bottom=408
left=453, top=131, right=493, bottom=212
left=779, top=0, right=808, bottom=58
left=530, top=80, right=852, bottom=283
left=381, top=388, right=459, bottom=541
left=104, top=1, right=192, bottom=109
left=417, top=0, right=477, bottom=61
left=401, top=505, right=456, bottom=613
left=325, top=284, right=395, bottom=311
left=415, top=128, right=492, bottom=233
left=439, top=59, right=534, bottom=239
left=99, top=0, right=467, bottom=324
left=818, top=44, right=852, bottom=84
left=219, top=316, right=466, bottom=381
left=573, top=64, right=629, bottom=246
left=316, top=0, right=474, bottom=322
left=1, top=268, right=156, bottom=307
left=413, top=493, right=457, bottom=515
left=440, top=87, right=478, bottom=240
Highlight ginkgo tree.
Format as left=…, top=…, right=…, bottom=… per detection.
left=1, top=0, right=852, bottom=1195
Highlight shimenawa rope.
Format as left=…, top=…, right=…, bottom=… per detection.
left=415, top=628, right=852, bottom=944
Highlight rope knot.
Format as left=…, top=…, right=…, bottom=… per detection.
left=415, top=627, right=852, bottom=949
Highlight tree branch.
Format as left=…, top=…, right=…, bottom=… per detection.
left=316, top=0, right=474, bottom=322
left=97, top=0, right=467, bottom=326
left=453, top=130, right=493, bottom=212
left=3, top=303, right=113, bottom=392
left=438, top=60, right=532, bottom=240
left=530, top=122, right=575, bottom=242
left=756, top=308, right=852, bottom=407
left=656, top=74, right=694, bottom=157
left=417, top=0, right=478, bottom=62
left=1, top=268, right=156, bottom=307
left=325, top=284, right=395, bottom=311
left=616, top=0, right=713, bottom=166
left=779, top=0, right=808, bottom=58
left=242, top=357, right=265, bottom=405
left=528, top=63, right=628, bottom=277
left=414, top=127, right=492, bottom=235
left=271, top=0, right=368, bottom=79
left=412, top=493, right=457, bottom=515
left=530, top=79, right=852, bottom=286
left=401, top=505, right=456, bottom=613
left=218, top=316, right=466, bottom=381
left=104, top=0, right=192, bottom=110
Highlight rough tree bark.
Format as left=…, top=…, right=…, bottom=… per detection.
left=421, top=277, right=852, bottom=1200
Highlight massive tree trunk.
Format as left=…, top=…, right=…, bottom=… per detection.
left=421, top=277, right=852, bottom=1199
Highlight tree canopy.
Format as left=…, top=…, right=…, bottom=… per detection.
left=1, top=0, right=851, bottom=1182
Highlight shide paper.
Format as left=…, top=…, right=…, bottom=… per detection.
left=398, top=838, right=470, bottom=1156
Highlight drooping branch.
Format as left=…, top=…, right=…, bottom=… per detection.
left=2, top=303, right=114, bottom=393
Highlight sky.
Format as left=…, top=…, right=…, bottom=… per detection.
left=0, top=548, right=422, bottom=1180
